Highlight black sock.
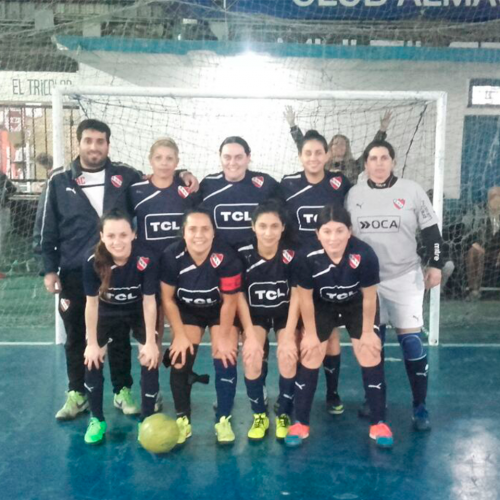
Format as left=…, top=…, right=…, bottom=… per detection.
left=85, top=365, right=105, bottom=421
left=261, top=337, right=270, bottom=387
left=245, top=376, right=266, bottom=414
left=405, top=356, right=428, bottom=408
left=277, top=375, right=295, bottom=416
left=294, top=364, right=319, bottom=426
left=323, top=354, right=341, bottom=400
left=361, top=362, right=386, bottom=424
left=140, top=366, right=159, bottom=420
left=170, top=347, right=198, bottom=419
left=214, top=359, right=237, bottom=420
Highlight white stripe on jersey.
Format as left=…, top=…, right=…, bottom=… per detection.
left=175, top=251, right=185, bottom=259
left=203, top=184, right=233, bottom=202
left=204, top=173, right=224, bottom=180
left=179, top=264, right=196, bottom=275
left=87, top=254, right=95, bottom=262
left=306, top=249, right=324, bottom=258
left=282, top=174, right=302, bottom=180
left=131, top=180, right=149, bottom=187
left=134, top=190, right=161, bottom=210
left=320, top=282, right=360, bottom=290
left=237, top=244, right=254, bottom=252
left=246, top=259, right=266, bottom=273
left=313, top=264, right=336, bottom=278
left=286, top=185, right=313, bottom=202
left=108, top=285, right=141, bottom=292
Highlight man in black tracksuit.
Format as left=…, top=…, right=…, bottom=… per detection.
left=41, top=119, right=148, bottom=420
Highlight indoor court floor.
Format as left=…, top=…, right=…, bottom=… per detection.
left=1, top=342, right=499, bottom=500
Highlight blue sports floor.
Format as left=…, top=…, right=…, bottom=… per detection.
left=1, top=343, right=499, bottom=500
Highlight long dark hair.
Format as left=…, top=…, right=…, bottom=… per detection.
left=316, top=204, right=352, bottom=231
left=298, top=129, right=328, bottom=154
left=251, top=199, right=297, bottom=247
left=94, top=209, right=134, bottom=297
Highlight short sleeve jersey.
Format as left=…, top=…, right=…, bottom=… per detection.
left=296, top=237, right=379, bottom=304
left=83, top=244, right=159, bottom=317
left=346, top=178, right=439, bottom=281
left=280, top=171, right=351, bottom=245
left=129, top=178, right=194, bottom=258
left=236, top=238, right=297, bottom=319
left=160, top=238, right=243, bottom=308
left=198, top=170, right=281, bottom=247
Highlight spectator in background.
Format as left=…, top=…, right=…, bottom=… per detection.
left=465, top=186, right=500, bottom=300
left=284, top=106, right=392, bottom=184
left=0, top=172, right=17, bottom=277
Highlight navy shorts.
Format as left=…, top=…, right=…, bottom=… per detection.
left=97, top=309, right=146, bottom=347
left=314, top=298, right=380, bottom=343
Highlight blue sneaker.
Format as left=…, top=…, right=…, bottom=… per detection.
left=413, top=404, right=431, bottom=431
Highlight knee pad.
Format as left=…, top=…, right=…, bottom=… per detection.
left=398, top=332, right=426, bottom=361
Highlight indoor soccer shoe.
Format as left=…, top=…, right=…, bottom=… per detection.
left=275, top=414, right=291, bottom=440
left=413, top=404, right=431, bottom=431
left=284, top=422, right=310, bottom=447
left=114, top=387, right=140, bottom=415
left=55, top=391, right=89, bottom=420
left=247, top=413, right=270, bottom=440
left=369, top=422, right=394, bottom=448
left=326, top=394, right=345, bottom=415
left=84, top=418, right=107, bottom=445
left=215, top=416, right=235, bottom=445
left=176, top=416, right=192, bottom=444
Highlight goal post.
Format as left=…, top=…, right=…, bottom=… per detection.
left=52, top=85, right=447, bottom=345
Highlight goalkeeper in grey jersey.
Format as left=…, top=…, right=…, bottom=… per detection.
left=346, top=140, right=443, bottom=432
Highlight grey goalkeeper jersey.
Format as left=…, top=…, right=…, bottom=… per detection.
left=346, top=178, right=439, bottom=282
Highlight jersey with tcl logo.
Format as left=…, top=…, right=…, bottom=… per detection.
left=129, top=178, right=195, bottom=258
left=160, top=238, right=243, bottom=308
left=198, top=170, right=282, bottom=247
left=236, top=239, right=298, bottom=318
left=280, top=170, right=352, bottom=245
left=82, top=243, right=158, bottom=316
left=295, top=237, right=379, bottom=304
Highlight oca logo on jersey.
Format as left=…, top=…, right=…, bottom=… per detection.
left=248, top=281, right=290, bottom=309
left=214, top=203, right=257, bottom=230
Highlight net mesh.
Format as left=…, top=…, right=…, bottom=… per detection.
left=1, top=0, right=499, bottom=341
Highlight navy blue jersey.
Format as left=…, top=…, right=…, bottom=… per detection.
left=83, top=243, right=159, bottom=317
left=160, top=238, right=243, bottom=308
left=296, top=236, right=379, bottom=304
left=197, top=170, right=282, bottom=247
left=280, top=171, right=351, bottom=245
left=129, top=178, right=194, bottom=258
left=236, top=238, right=297, bottom=320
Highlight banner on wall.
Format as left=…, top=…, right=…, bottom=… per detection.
left=181, top=0, right=500, bottom=22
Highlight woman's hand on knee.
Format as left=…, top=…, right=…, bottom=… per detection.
left=277, top=339, right=298, bottom=366
left=139, top=341, right=160, bottom=370
left=357, top=330, right=382, bottom=363
left=84, top=343, right=106, bottom=370
left=242, top=334, right=264, bottom=369
left=170, top=334, right=194, bottom=368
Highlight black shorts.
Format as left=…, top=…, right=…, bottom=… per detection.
left=97, top=310, right=146, bottom=347
left=314, top=298, right=380, bottom=343
left=178, top=304, right=222, bottom=330
left=251, top=314, right=288, bottom=333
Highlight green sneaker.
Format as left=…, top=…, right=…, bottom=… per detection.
left=176, top=416, right=192, bottom=444
left=275, top=414, right=291, bottom=440
left=215, top=416, right=235, bottom=445
left=114, top=387, right=140, bottom=415
left=55, top=391, right=89, bottom=420
left=247, top=413, right=270, bottom=440
left=326, top=394, right=345, bottom=415
left=84, top=417, right=107, bottom=445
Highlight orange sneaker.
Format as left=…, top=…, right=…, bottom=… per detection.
left=369, top=422, right=394, bottom=448
left=284, top=422, right=310, bottom=447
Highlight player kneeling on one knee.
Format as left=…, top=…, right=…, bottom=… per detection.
left=160, top=208, right=242, bottom=445
left=83, top=209, right=160, bottom=445
left=237, top=201, right=301, bottom=440
left=285, top=204, right=393, bottom=449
